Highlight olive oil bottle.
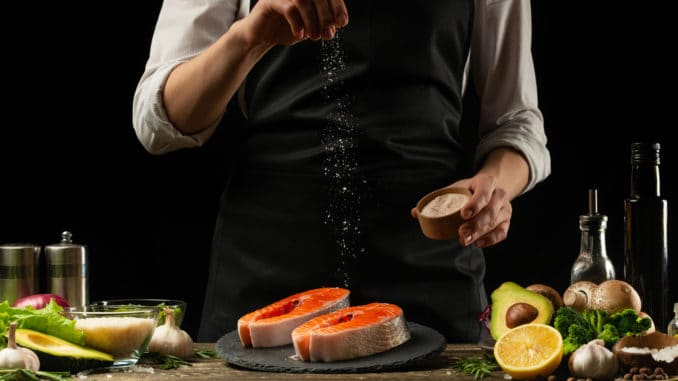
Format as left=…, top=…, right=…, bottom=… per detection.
left=623, top=142, right=670, bottom=331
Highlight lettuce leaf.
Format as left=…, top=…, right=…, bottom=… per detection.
left=0, top=300, right=85, bottom=347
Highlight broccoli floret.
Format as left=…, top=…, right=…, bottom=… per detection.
left=552, top=307, right=653, bottom=355
left=553, top=307, right=596, bottom=355
left=553, top=307, right=588, bottom=334
left=562, top=323, right=596, bottom=356
left=581, top=309, right=610, bottom=334
left=596, top=323, right=620, bottom=346
left=608, top=308, right=652, bottom=336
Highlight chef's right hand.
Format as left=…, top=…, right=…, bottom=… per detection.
left=243, top=0, right=349, bottom=47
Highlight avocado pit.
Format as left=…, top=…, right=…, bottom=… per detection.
left=506, top=302, right=539, bottom=328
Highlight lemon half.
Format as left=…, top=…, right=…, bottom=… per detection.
left=493, top=323, right=563, bottom=380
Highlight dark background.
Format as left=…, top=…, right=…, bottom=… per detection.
left=2, top=2, right=676, bottom=338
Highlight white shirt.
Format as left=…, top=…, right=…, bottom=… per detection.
left=132, top=0, right=551, bottom=192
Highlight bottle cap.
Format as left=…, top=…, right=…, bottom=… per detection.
left=631, top=142, right=661, bottom=164
left=674, top=302, right=678, bottom=314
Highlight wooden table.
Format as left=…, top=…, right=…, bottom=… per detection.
left=89, top=343, right=505, bottom=380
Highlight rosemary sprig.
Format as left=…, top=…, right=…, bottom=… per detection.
left=193, top=348, right=218, bottom=359
left=450, top=353, right=500, bottom=380
left=158, top=355, right=193, bottom=370
left=138, top=352, right=192, bottom=369
left=138, top=348, right=218, bottom=370
left=0, top=369, right=71, bottom=381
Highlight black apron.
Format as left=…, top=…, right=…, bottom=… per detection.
left=198, top=0, right=486, bottom=343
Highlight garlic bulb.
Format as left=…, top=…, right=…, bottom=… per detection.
left=568, top=339, right=619, bottom=380
left=0, top=322, right=40, bottom=371
left=148, top=307, right=194, bottom=359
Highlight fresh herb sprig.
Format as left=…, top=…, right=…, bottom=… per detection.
left=450, top=353, right=500, bottom=380
left=138, top=352, right=192, bottom=369
left=158, top=355, right=193, bottom=370
left=139, top=348, right=218, bottom=370
left=0, top=369, right=71, bottom=381
left=193, top=349, right=217, bottom=359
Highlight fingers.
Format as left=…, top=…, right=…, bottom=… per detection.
left=459, top=187, right=512, bottom=248
left=294, top=0, right=322, bottom=39
left=329, top=0, right=349, bottom=26
left=269, top=1, right=306, bottom=39
left=312, top=0, right=343, bottom=39
left=462, top=204, right=512, bottom=248
left=290, top=0, right=348, bottom=40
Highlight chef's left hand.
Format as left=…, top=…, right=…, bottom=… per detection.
left=411, top=173, right=513, bottom=248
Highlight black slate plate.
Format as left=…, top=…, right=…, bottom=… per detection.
left=216, top=322, right=446, bottom=373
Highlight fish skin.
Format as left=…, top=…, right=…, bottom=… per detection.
left=237, top=287, right=350, bottom=347
left=292, top=302, right=411, bottom=362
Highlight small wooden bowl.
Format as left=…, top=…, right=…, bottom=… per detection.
left=415, top=187, right=471, bottom=240
left=612, top=332, right=678, bottom=375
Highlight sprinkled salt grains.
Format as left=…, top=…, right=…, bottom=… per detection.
left=320, top=31, right=364, bottom=287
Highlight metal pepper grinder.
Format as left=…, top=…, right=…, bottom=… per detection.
left=44, top=231, right=89, bottom=307
left=0, top=243, right=41, bottom=304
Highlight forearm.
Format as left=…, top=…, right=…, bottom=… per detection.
left=477, top=147, right=530, bottom=200
left=163, top=20, right=272, bottom=134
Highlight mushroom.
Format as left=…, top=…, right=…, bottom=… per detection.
left=590, top=279, right=641, bottom=313
left=563, top=281, right=598, bottom=312
left=526, top=284, right=564, bottom=310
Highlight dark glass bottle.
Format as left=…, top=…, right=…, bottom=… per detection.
left=570, top=189, right=616, bottom=284
left=624, top=142, right=670, bottom=331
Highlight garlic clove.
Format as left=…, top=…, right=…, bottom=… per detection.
left=568, top=339, right=619, bottom=380
left=148, top=306, right=194, bottom=359
left=0, top=322, right=40, bottom=371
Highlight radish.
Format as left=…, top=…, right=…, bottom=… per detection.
left=11, top=293, right=70, bottom=309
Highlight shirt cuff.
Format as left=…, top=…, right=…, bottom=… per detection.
left=474, top=121, right=551, bottom=194
left=133, top=62, right=219, bottom=155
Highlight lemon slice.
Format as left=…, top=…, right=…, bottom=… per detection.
left=493, top=323, right=563, bottom=380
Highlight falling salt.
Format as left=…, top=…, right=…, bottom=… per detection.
left=320, top=30, right=364, bottom=288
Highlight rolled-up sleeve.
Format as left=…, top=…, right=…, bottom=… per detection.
left=132, top=0, right=242, bottom=155
left=469, top=0, right=551, bottom=192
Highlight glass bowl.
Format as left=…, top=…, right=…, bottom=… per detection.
left=62, top=305, right=159, bottom=367
left=89, top=298, right=187, bottom=327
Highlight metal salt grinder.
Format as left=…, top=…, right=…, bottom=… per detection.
left=44, top=231, right=89, bottom=306
left=0, top=243, right=41, bottom=304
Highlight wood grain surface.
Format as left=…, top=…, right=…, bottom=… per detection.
left=84, top=342, right=502, bottom=381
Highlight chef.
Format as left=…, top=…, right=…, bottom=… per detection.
left=132, top=0, right=551, bottom=343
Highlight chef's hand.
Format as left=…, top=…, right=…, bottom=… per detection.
left=242, top=0, right=349, bottom=47
left=411, top=174, right=513, bottom=249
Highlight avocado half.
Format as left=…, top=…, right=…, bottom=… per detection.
left=14, top=328, right=114, bottom=373
left=490, top=281, right=554, bottom=340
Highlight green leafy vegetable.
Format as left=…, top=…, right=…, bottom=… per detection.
left=450, top=353, right=499, bottom=379
left=0, top=369, right=71, bottom=381
left=608, top=308, right=652, bottom=336
left=0, top=300, right=85, bottom=348
left=553, top=306, right=651, bottom=355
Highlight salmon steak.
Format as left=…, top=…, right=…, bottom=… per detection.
left=237, top=287, right=350, bottom=347
left=291, top=302, right=411, bottom=362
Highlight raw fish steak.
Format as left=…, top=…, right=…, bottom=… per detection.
left=291, top=302, right=411, bottom=362
left=238, top=287, right=350, bottom=347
